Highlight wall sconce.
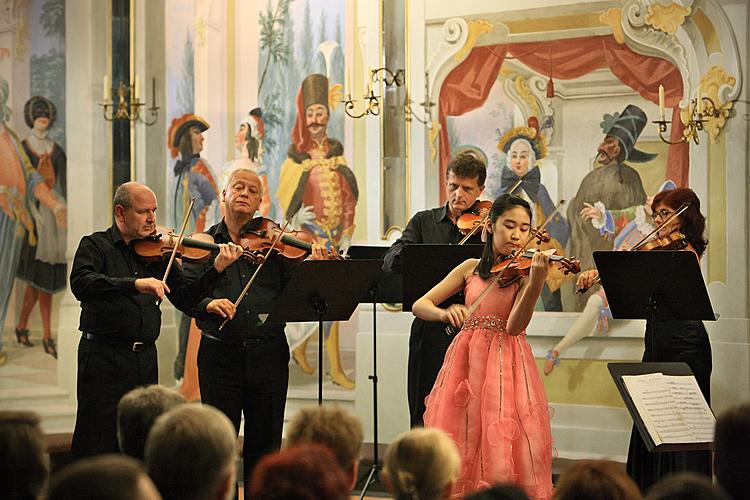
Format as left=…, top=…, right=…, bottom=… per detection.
left=101, top=75, right=159, bottom=126
left=406, top=70, right=435, bottom=126
left=342, top=67, right=405, bottom=119
left=654, top=84, right=731, bottom=144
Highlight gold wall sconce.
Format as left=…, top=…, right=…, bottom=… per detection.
left=101, top=75, right=159, bottom=125
left=654, top=84, right=732, bottom=144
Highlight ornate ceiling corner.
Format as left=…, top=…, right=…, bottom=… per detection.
left=645, top=2, right=692, bottom=35
left=620, top=0, right=692, bottom=107
left=426, top=17, right=469, bottom=112
left=600, top=8, right=625, bottom=44
left=700, top=65, right=735, bottom=143
left=454, top=19, right=493, bottom=63
left=503, top=75, right=555, bottom=143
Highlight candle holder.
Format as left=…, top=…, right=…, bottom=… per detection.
left=405, top=70, right=435, bottom=126
left=371, top=67, right=405, bottom=87
left=654, top=95, right=730, bottom=145
left=101, top=78, right=159, bottom=126
left=342, top=89, right=381, bottom=119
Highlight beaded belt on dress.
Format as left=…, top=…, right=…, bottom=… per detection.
left=462, top=315, right=507, bottom=333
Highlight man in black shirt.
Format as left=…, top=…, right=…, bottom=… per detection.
left=383, top=153, right=486, bottom=426
left=69, top=182, right=243, bottom=459
left=183, top=167, right=328, bottom=498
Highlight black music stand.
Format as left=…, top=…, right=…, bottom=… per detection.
left=346, top=246, right=403, bottom=499
left=264, top=260, right=383, bottom=405
left=608, top=362, right=713, bottom=452
left=401, top=244, right=484, bottom=311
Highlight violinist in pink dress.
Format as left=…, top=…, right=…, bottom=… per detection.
left=413, top=194, right=553, bottom=499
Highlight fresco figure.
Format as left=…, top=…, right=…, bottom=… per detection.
left=15, top=96, right=68, bottom=359
left=566, top=105, right=651, bottom=311
left=497, top=118, right=569, bottom=311
left=545, top=180, right=675, bottom=375
left=168, top=114, right=220, bottom=387
left=276, top=73, right=358, bottom=389
left=228, top=108, right=272, bottom=217
left=0, top=80, right=65, bottom=366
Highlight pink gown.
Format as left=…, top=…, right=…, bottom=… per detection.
left=423, top=274, right=553, bottom=499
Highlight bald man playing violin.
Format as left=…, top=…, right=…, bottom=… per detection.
left=181, top=167, right=329, bottom=498
left=382, top=152, right=487, bottom=427
left=69, top=181, right=244, bottom=459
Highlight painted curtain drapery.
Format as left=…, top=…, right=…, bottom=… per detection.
left=438, top=35, right=688, bottom=202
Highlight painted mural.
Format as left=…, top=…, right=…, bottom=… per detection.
left=0, top=0, right=66, bottom=367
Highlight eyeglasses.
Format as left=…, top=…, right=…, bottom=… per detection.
left=651, top=208, right=674, bottom=221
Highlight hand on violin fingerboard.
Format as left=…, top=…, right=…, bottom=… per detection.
left=576, top=269, right=599, bottom=291
left=213, top=243, right=244, bottom=272
left=528, top=250, right=554, bottom=287
left=308, top=243, right=332, bottom=260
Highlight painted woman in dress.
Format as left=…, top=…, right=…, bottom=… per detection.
left=15, top=96, right=67, bottom=358
left=413, top=194, right=553, bottom=499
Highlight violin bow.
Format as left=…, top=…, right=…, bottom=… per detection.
left=446, top=200, right=564, bottom=335
left=161, top=197, right=196, bottom=284
left=457, top=179, right=525, bottom=246
left=218, top=216, right=294, bottom=331
left=576, top=201, right=691, bottom=294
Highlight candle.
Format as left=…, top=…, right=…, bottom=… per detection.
left=658, top=84, right=665, bottom=121
left=345, top=70, right=351, bottom=98
left=103, top=75, right=110, bottom=102
left=366, top=66, right=372, bottom=96
left=134, top=76, right=141, bottom=101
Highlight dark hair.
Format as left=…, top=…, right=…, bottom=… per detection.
left=0, top=411, right=47, bottom=500
left=645, top=472, right=730, bottom=500
left=553, top=460, right=641, bottom=500
left=476, top=194, right=531, bottom=279
left=464, top=483, right=530, bottom=500
left=446, top=152, right=487, bottom=187
left=48, top=455, right=148, bottom=500
left=179, top=125, right=200, bottom=159
left=651, top=188, right=707, bottom=256
left=117, top=385, right=185, bottom=460
left=714, top=402, right=750, bottom=500
left=250, top=443, right=350, bottom=500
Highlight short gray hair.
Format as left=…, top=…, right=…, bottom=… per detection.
left=145, top=404, right=237, bottom=500
left=113, top=183, right=133, bottom=211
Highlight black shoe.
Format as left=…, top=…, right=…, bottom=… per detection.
left=15, top=328, right=33, bottom=347
left=43, top=338, right=57, bottom=359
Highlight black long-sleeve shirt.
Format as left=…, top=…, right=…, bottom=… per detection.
left=70, top=224, right=221, bottom=342
left=183, top=219, right=298, bottom=342
left=382, top=202, right=483, bottom=274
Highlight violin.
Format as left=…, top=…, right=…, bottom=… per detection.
left=132, top=225, right=264, bottom=264
left=457, top=200, right=493, bottom=236
left=491, top=250, right=581, bottom=287
left=632, top=230, right=688, bottom=252
left=240, top=217, right=343, bottom=261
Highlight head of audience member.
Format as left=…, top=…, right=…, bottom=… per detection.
left=117, top=384, right=186, bottom=461
left=445, top=152, right=486, bottom=220
left=113, top=182, right=158, bottom=244
left=552, top=459, right=641, bottom=500
left=383, top=428, right=461, bottom=500
left=0, top=411, right=47, bottom=500
left=714, top=401, right=750, bottom=500
left=48, top=454, right=161, bottom=500
left=145, top=404, right=237, bottom=500
left=285, top=405, right=363, bottom=491
left=644, top=472, right=730, bottom=500
left=464, top=484, right=530, bottom=500
left=249, top=443, right=350, bottom=500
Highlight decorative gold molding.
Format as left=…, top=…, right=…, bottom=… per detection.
left=513, top=76, right=540, bottom=120
left=700, top=65, right=735, bottom=143
left=454, top=19, right=492, bottom=63
left=599, top=8, right=624, bottom=44
left=645, top=2, right=691, bottom=35
left=14, top=17, right=27, bottom=60
left=428, top=121, right=441, bottom=162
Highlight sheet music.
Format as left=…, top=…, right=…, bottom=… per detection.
left=622, top=373, right=714, bottom=446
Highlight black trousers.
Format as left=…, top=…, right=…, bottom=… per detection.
left=407, top=318, right=453, bottom=427
left=70, top=337, right=158, bottom=459
left=198, top=334, right=289, bottom=500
